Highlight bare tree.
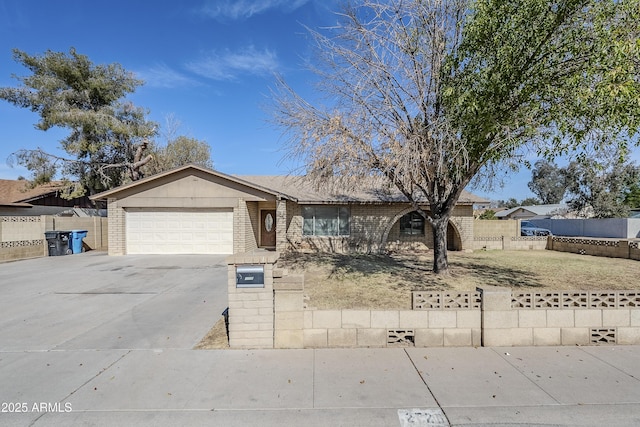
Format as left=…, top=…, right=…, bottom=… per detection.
left=271, top=0, right=640, bottom=274
left=145, top=115, right=213, bottom=175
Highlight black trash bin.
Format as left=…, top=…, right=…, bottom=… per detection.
left=44, top=231, right=72, bottom=256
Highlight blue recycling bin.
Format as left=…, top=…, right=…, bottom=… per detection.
left=70, top=230, right=88, bottom=254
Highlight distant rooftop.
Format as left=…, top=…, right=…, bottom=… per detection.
left=495, top=204, right=568, bottom=218
left=0, top=179, right=66, bottom=206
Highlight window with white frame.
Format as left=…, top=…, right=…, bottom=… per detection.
left=302, top=206, right=350, bottom=236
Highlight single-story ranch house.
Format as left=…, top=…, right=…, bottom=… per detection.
left=0, top=179, right=94, bottom=216
left=91, top=165, right=486, bottom=255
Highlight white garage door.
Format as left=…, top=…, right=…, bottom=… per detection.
left=126, top=208, right=233, bottom=254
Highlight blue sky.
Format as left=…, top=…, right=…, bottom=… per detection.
left=0, top=0, right=637, bottom=203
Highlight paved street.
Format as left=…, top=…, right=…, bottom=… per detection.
left=1, top=253, right=640, bottom=426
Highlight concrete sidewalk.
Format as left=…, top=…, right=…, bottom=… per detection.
left=2, top=345, right=640, bottom=426
left=1, top=254, right=638, bottom=426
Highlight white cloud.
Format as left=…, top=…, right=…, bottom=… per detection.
left=136, top=64, right=199, bottom=89
left=186, top=46, right=279, bottom=81
left=201, top=0, right=309, bottom=20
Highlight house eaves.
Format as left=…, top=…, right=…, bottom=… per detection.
left=90, top=164, right=295, bottom=201
left=238, top=175, right=487, bottom=205
left=0, top=179, right=66, bottom=205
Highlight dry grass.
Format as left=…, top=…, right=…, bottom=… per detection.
left=194, top=317, right=229, bottom=350
left=196, top=249, right=639, bottom=348
left=278, top=250, right=640, bottom=310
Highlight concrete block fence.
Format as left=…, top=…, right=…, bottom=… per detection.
left=227, top=252, right=640, bottom=349
left=473, top=235, right=549, bottom=251
left=549, top=237, right=640, bottom=260
left=1, top=215, right=107, bottom=262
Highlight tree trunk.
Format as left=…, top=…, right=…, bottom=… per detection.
left=432, top=216, right=449, bottom=275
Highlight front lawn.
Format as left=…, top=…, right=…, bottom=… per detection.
left=277, top=250, right=639, bottom=310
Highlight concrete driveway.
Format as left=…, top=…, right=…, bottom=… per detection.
left=0, top=252, right=228, bottom=351
left=4, top=252, right=640, bottom=426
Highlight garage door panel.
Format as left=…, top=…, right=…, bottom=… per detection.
left=126, top=209, right=233, bottom=254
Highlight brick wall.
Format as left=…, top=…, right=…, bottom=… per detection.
left=285, top=201, right=302, bottom=248
left=276, top=199, right=288, bottom=252
left=234, top=200, right=259, bottom=253
left=233, top=199, right=246, bottom=253
left=284, top=202, right=473, bottom=253
left=226, top=251, right=279, bottom=349
left=107, top=198, right=125, bottom=255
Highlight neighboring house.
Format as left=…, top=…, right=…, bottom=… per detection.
left=0, top=179, right=95, bottom=216
left=474, top=207, right=507, bottom=219
left=90, top=164, right=487, bottom=256
left=495, top=204, right=569, bottom=220
left=473, top=201, right=493, bottom=211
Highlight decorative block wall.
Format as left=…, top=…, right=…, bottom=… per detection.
left=480, top=286, right=640, bottom=346
left=0, top=215, right=107, bottom=261
left=226, top=253, right=640, bottom=349
left=550, top=237, right=637, bottom=260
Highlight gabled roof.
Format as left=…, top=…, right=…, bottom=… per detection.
left=0, top=179, right=66, bottom=207
left=239, top=175, right=487, bottom=204
left=495, top=204, right=567, bottom=218
left=90, top=164, right=488, bottom=205
left=90, top=164, right=288, bottom=200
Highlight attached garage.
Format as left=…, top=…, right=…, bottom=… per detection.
left=125, top=208, right=233, bottom=254
left=91, top=165, right=282, bottom=256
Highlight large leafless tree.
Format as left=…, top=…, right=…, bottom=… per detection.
left=271, top=0, right=640, bottom=274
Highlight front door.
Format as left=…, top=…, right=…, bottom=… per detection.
left=260, top=210, right=276, bottom=247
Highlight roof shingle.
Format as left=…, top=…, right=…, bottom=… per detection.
left=237, top=175, right=487, bottom=204
left=0, top=179, right=65, bottom=206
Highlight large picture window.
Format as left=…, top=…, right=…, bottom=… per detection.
left=302, top=206, right=350, bottom=236
left=399, top=211, right=425, bottom=235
